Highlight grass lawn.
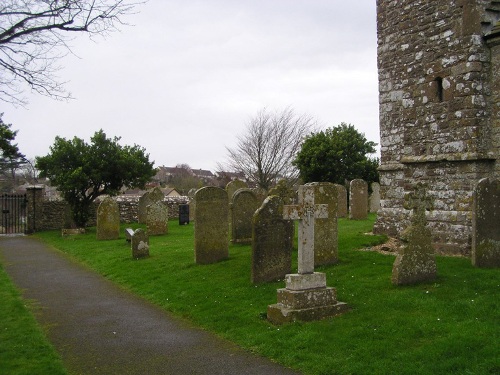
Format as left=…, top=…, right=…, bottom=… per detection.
left=0, top=263, right=67, bottom=375
left=14, top=214, right=500, bottom=374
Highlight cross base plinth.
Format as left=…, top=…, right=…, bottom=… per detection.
left=267, top=273, right=349, bottom=324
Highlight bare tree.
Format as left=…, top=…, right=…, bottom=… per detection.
left=0, top=0, right=143, bottom=106
left=224, top=107, right=316, bottom=191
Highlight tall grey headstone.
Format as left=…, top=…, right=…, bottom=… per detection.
left=369, top=182, right=381, bottom=213
left=349, top=179, right=368, bottom=220
left=335, top=184, right=348, bottom=218
left=138, top=187, right=164, bottom=224
left=231, top=189, right=259, bottom=244
left=251, top=196, right=293, bottom=283
left=194, top=187, right=229, bottom=264
left=305, top=182, right=339, bottom=266
left=96, top=197, right=120, bottom=240
left=267, top=185, right=349, bottom=324
left=138, top=192, right=150, bottom=224
left=146, top=201, right=168, bottom=236
left=472, top=178, right=500, bottom=268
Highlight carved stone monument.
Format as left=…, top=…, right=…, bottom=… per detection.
left=96, top=197, right=120, bottom=240
left=131, top=228, right=149, bottom=259
left=392, top=184, right=437, bottom=285
left=335, top=184, right=348, bottom=218
left=146, top=201, right=168, bottom=236
left=267, top=185, right=349, bottom=324
left=305, top=182, right=339, bottom=266
left=251, top=196, right=293, bottom=283
left=349, top=179, right=368, bottom=220
left=231, top=189, right=259, bottom=244
left=194, top=187, right=229, bottom=264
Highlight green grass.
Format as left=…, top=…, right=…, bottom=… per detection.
left=0, top=263, right=67, bottom=375
left=13, top=214, right=500, bottom=374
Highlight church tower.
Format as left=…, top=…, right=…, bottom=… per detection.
left=374, top=0, right=500, bottom=255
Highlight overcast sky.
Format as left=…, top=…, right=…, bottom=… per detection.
left=2, top=1, right=379, bottom=172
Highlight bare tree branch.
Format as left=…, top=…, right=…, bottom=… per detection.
left=224, top=107, right=316, bottom=191
left=0, top=0, right=144, bottom=106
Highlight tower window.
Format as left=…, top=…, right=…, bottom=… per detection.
left=435, top=77, right=443, bottom=102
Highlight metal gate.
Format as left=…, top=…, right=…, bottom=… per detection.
left=0, top=194, right=27, bottom=234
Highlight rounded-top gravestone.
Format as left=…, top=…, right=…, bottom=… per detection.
left=194, top=187, right=229, bottom=264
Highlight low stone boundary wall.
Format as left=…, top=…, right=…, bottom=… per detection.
left=34, top=195, right=189, bottom=231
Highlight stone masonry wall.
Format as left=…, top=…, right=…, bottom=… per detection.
left=36, top=196, right=189, bottom=231
left=374, top=0, right=500, bottom=256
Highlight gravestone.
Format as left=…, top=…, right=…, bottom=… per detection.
left=349, top=179, right=368, bottom=220
left=251, top=187, right=268, bottom=205
left=231, top=189, right=259, bottom=244
left=369, top=182, right=381, bottom=213
left=179, top=204, right=190, bottom=225
left=392, top=184, right=437, bottom=285
left=251, top=196, right=293, bottom=283
left=194, top=187, right=229, bottom=264
left=137, top=191, right=150, bottom=224
left=146, top=201, right=168, bottom=236
left=138, top=187, right=164, bottom=224
left=472, top=178, right=500, bottom=268
left=131, top=228, right=149, bottom=259
left=335, top=184, right=348, bottom=218
left=226, top=179, right=248, bottom=202
left=96, top=197, right=120, bottom=240
left=267, top=185, right=349, bottom=324
left=268, top=180, right=295, bottom=205
left=305, top=182, right=339, bottom=266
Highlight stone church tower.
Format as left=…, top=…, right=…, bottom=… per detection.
left=374, top=0, right=500, bottom=255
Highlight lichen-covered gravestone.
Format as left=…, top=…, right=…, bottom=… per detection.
left=392, top=184, right=437, bottom=285
left=131, top=228, right=149, bottom=259
left=231, top=189, right=259, bottom=244
left=472, top=178, right=500, bottom=268
left=369, top=182, right=381, bottom=213
left=146, top=201, right=168, bottom=236
left=194, top=187, right=229, bottom=264
left=138, top=187, right=164, bottom=224
left=225, top=179, right=248, bottom=202
left=268, top=180, right=295, bottom=205
left=305, top=182, right=339, bottom=266
left=96, top=197, right=120, bottom=240
left=251, top=196, right=293, bottom=283
left=267, top=185, right=349, bottom=324
left=335, top=184, right=348, bottom=218
left=137, top=191, right=150, bottom=224
left=349, top=179, right=368, bottom=220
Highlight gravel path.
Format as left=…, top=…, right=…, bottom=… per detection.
left=0, top=236, right=301, bottom=375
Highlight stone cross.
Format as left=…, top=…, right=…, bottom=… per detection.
left=404, top=183, right=433, bottom=226
left=283, top=185, right=328, bottom=274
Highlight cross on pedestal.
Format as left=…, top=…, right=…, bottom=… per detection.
left=283, top=185, right=328, bottom=274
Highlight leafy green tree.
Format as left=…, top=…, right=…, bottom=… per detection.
left=294, top=123, right=379, bottom=186
left=0, top=113, right=26, bottom=190
left=36, top=130, right=155, bottom=227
